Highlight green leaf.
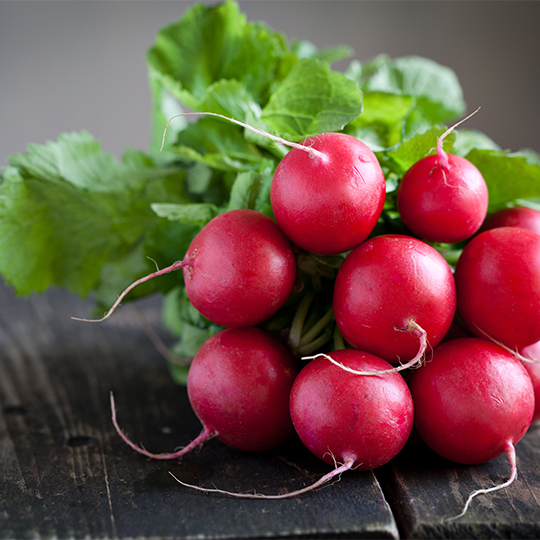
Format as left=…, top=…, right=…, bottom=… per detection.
left=227, top=169, right=274, bottom=218
left=466, top=149, right=540, bottom=212
left=140, top=220, right=201, bottom=298
left=345, top=91, right=414, bottom=150
left=147, top=0, right=292, bottom=111
left=0, top=132, right=187, bottom=297
left=261, top=58, right=363, bottom=140
left=198, top=79, right=262, bottom=121
left=151, top=202, right=219, bottom=226
left=384, top=125, right=451, bottom=175
left=173, top=117, right=266, bottom=172
left=352, top=55, right=466, bottom=136
left=452, top=129, right=501, bottom=157
left=148, top=70, right=187, bottom=156
left=291, top=39, right=353, bottom=64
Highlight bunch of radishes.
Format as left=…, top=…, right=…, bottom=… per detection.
left=108, top=116, right=540, bottom=519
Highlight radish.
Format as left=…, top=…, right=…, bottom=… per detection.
left=112, top=326, right=298, bottom=458
left=333, top=234, right=456, bottom=366
left=78, top=208, right=297, bottom=328
left=480, top=205, right=540, bottom=236
left=160, top=112, right=386, bottom=255
left=520, top=340, right=540, bottom=423
left=409, top=337, right=534, bottom=519
left=168, top=349, right=413, bottom=499
left=289, top=349, right=414, bottom=471
left=397, top=109, right=488, bottom=244
left=454, top=226, right=540, bottom=350
left=270, top=132, right=386, bottom=255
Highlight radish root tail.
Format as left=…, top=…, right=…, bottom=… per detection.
left=160, top=111, right=326, bottom=160
left=109, top=392, right=217, bottom=460
left=72, top=260, right=189, bottom=323
left=302, top=319, right=428, bottom=376
left=445, top=441, right=517, bottom=522
left=472, top=324, right=539, bottom=364
left=169, top=456, right=356, bottom=499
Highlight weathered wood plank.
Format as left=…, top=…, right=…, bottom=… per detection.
left=0, top=284, right=398, bottom=539
left=380, top=427, right=540, bottom=538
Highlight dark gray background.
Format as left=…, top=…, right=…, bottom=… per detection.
left=2, top=0, right=540, bottom=168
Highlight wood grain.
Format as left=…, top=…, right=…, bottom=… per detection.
left=2, top=283, right=540, bottom=538
left=0, top=284, right=398, bottom=539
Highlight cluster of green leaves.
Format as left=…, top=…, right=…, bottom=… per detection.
left=1, top=0, right=540, bottom=379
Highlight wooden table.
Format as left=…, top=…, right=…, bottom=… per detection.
left=1, top=282, right=540, bottom=539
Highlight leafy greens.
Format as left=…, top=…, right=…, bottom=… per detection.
left=2, top=0, right=540, bottom=382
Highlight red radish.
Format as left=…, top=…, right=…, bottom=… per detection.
left=409, top=337, right=534, bottom=519
left=271, top=132, right=386, bottom=255
left=454, top=226, right=540, bottom=350
left=333, top=234, right=456, bottom=365
left=112, top=327, right=298, bottom=458
left=77, top=209, right=296, bottom=328
left=480, top=206, right=540, bottom=236
left=397, top=109, right=488, bottom=244
left=161, top=112, right=386, bottom=255
left=520, top=340, right=540, bottom=423
left=169, top=349, right=414, bottom=499
left=290, top=349, right=414, bottom=471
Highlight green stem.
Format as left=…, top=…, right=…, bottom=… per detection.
left=299, top=307, right=334, bottom=347
left=297, top=328, right=333, bottom=357
left=288, top=291, right=314, bottom=351
left=333, top=326, right=346, bottom=351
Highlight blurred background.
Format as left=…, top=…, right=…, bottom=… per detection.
left=2, top=0, right=540, bottom=168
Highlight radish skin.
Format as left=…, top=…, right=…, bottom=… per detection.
left=397, top=108, right=487, bottom=244
left=175, top=350, right=413, bottom=499
left=76, top=209, right=296, bottom=328
left=455, top=226, right=540, bottom=350
left=480, top=206, right=540, bottom=236
left=409, top=337, right=534, bottom=519
left=271, top=132, right=386, bottom=255
left=111, top=327, right=298, bottom=458
left=333, top=234, right=456, bottom=363
left=290, top=349, right=414, bottom=471
left=520, top=340, right=540, bottom=423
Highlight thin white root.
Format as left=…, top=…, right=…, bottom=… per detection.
left=71, top=260, right=187, bottom=323
left=302, top=319, right=428, bottom=376
left=169, top=456, right=356, bottom=499
left=436, top=106, right=481, bottom=170
left=109, top=392, right=218, bottom=460
left=445, top=441, right=517, bottom=522
left=160, top=111, right=326, bottom=160
left=473, top=324, right=539, bottom=363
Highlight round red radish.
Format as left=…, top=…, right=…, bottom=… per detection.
left=333, top=234, right=456, bottom=363
left=455, top=226, right=540, bottom=350
left=187, top=327, right=297, bottom=452
left=89, top=209, right=296, bottom=327
left=480, top=206, right=540, bottom=236
left=409, top=337, right=534, bottom=465
left=397, top=153, right=488, bottom=244
left=182, top=209, right=296, bottom=327
left=289, top=349, right=414, bottom=470
left=111, top=327, right=298, bottom=460
left=520, top=340, right=540, bottom=424
left=270, top=132, right=386, bottom=255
